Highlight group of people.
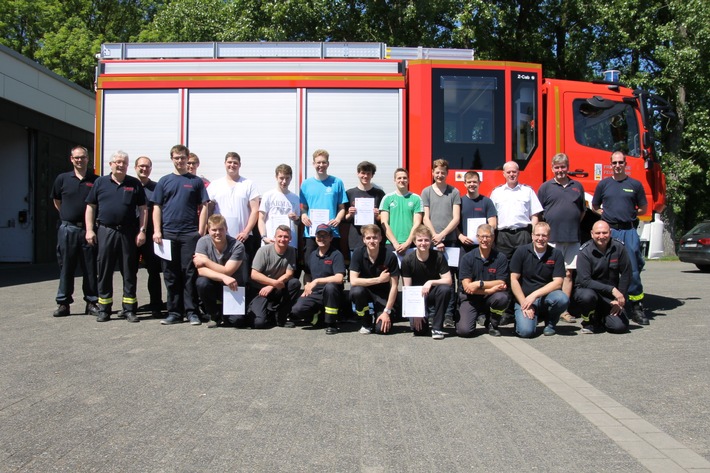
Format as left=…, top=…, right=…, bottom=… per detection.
left=51, top=144, right=650, bottom=339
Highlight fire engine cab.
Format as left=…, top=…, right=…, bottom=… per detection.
left=95, top=42, right=667, bottom=253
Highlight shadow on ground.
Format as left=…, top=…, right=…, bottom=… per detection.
left=0, top=264, right=59, bottom=287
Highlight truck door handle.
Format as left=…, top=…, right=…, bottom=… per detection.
left=568, top=169, right=588, bottom=177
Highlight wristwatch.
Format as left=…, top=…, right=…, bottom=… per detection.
left=384, top=308, right=393, bottom=315
left=139, top=227, right=146, bottom=234
left=479, top=280, right=485, bottom=289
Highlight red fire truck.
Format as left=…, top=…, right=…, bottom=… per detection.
left=94, top=42, right=666, bottom=244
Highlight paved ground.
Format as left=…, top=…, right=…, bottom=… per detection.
left=0, top=260, right=708, bottom=472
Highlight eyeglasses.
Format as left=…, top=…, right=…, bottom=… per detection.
left=71, top=155, right=88, bottom=160
left=477, top=235, right=492, bottom=240
left=611, top=161, right=626, bottom=165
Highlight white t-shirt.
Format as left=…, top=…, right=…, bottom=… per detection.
left=259, top=188, right=300, bottom=248
left=207, top=176, right=260, bottom=238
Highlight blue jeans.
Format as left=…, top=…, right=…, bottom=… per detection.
left=514, top=289, right=569, bottom=338
left=611, top=228, right=644, bottom=300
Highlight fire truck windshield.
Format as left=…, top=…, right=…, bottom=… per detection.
left=573, top=98, right=641, bottom=157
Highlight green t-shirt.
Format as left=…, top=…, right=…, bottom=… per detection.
left=379, top=191, right=422, bottom=245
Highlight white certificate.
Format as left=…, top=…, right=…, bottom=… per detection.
left=466, top=218, right=488, bottom=244
left=309, top=208, right=330, bottom=230
left=154, top=240, right=172, bottom=261
left=402, top=286, right=426, bottom=318
left=270, top=214, right=290, bottom=229
left=442, top=247, right=460, bottom=267
left=222, top=286, right=246, bottom=315
left=353, top=197, right=375, bottom=226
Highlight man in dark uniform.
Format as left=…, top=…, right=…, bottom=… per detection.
left=51, top=145, right=99, bottom=317
left=134, top=156, right=163, bottom=318
left=592, top=151, right=649, bottom=325
left=457, top=171, right=497, bottom=254
left=349, top=224, right=400, bottom=335
left=290, top=224, right=346, bottom=335
left=573, top=220, right=631, bottom=334
left=85, top=150, right=148, bottom=322
left=510, top=222, right=569, bottom=337
left=344, top=161, right=386, bottom=254
left=456, top=224, right=509, bottom=338
left=152, top=144, right=209, bottom=326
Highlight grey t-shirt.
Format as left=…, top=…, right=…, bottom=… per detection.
left=251, top=244, right=296, bottom=281
left=195, top=234, right=246, bottom=283
left=421, top=185, right=462, bottom=243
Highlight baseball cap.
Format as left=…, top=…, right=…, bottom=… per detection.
left=315, top=224, right=333, bottom=234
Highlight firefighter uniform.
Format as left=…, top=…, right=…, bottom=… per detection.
left=86, top=174, right=146, bottom=319
left=51, top=171, right=99, bottom=311
left=573, top=238, right=631, bottom=333
left=291, top=246, right=346, bottom=329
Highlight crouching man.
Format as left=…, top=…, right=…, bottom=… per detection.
left=193, top=214, right=245, bottom=327
left=349, top=224, right=400, bottom=334
left=248, top=225, right=301, bottom=328
left=573, top=220, right=631, bottom=334
left=290, top=224, right=346, bottom=335
left=510, top=222, right=569, bottom=337
left=401, top=225, right=452, bottom=340
left=456, top=224, right=509, bottom=338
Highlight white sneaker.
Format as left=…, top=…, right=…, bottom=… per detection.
left=359, top=326, right=372, bottom=334
left=432, top=330, right=445, bottom=340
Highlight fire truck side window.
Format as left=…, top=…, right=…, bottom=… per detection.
left=573, top=99, right=641, bottom=157
left=511, top=73, right=538, bottom=166
left=431, top=69, right=506, bottom=171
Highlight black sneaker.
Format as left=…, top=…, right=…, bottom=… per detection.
left=161, top=314, right=183, bottom=325
left=96, top=312, right=110, bottom=322
left=631, top=303, right=649, bottom=325
left=53, top=304, right=70, bottom=317
left=125, top=312, right=139, bottom=323
left=443, top=317, right=455, bottom=329
left=488, top=327, right=501, bottom=337
left=325, top=326, right=338, bottom=335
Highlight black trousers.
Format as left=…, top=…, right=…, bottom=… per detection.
left=247, top=278, right=302, bottom=327
left=137, top=235, right=162, bottom=310
left=291, top=283, right=343, bottom=325
left=97, top=225, right=138, bottom=313
left=161, top=231, right=200, bottom=318
left=55, top=222, right=98, bottom=305
left=573, top=287, right=629, bottom=333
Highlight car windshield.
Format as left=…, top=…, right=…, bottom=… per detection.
left=688, top=222, right=710, bottom=234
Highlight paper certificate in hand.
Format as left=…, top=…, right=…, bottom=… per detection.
left=222, top=286, right=246, bottom=315
left=353, top=197, right=375, bottom=226
left=402, top=286, right=426, bottom=318
left=309, top=208, right=330, bottom=230
left=466, top=218, right=488, bottom=244
left=154, top=240, right=172, bottom=261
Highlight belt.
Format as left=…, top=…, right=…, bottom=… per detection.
left=99, top=222, right=134, bottom=231
left=608, top=221, right=634, bottom=230
left=62, top=220, right=84, bottom=228
left=498, top=225, right=531, bottom=234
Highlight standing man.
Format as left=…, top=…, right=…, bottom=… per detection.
left=401, top=225, right=452, bottom=340
left=537, top=153, right=586, bottom=323
left=51, top=145, right=99, bottom=317
left=152, top=144, right=209, bottom=326
left=349, top=224, right=400, bottom=334
left=299, top=149, right=347, bottom=276
left=490, top=161, right=543, bottom=260
left=456, top=224, right=509, bottom=338
left=187, top=152, right=210, bottom=187
left=379, top=168, right=423, bottom=255
left=258, top=164, right=300, bottom=249
left=344, top=161, right=386, bottom=254
left=290, top=224, right=346, bottom=335
left=248, top=225, right=301, bottom=328
left=134, top=156, right=164, bottom=318
left=421, top=159, right=461, bottom=328
left=207, top=151, right=261, bottom=255
left=85, top=151, right=147, bottom=322
left=457, top=170, right=497, bottom=254
left=574, top=221, right=631, bottom=334
left=194, top=214, right=245, bottom=328
left=592, top=151, right=649, bottom=325
left=509, top=222, right=569, bottom=337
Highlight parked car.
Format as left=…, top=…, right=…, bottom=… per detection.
left=678, top=220, right=710, bottom=272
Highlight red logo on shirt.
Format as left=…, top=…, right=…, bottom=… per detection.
left=124, top=187, right=134, bottom=191
left=85, top=183, right=94, bottom=187
left=183, top=184, right=193, bottom=188
left=546, top=259, right=556, bottom=265
left=487, top=268, right=497, bottom=274
left=610, top=258, right=618, bottom=263
left=324, top=259, right=333, bottom=265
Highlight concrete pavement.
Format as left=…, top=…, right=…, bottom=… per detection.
left=0, top=261, right=708, bottom=472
